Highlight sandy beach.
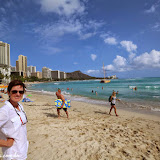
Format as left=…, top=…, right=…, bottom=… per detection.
left=0, top=91, right=160, bottom=160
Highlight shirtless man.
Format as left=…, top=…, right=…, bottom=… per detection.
left=56, top=88, right=69, bottom=118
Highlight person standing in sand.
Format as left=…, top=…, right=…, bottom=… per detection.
left=109, top=91, right=120, bottom=116
left=56, top=88, right=69, bottom=118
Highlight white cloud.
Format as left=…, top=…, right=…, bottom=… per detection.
left=113, top=55, right=127, bottom=67
left=133, top=50, right=160, bottom=68
left=34, top=18, right=103, bottom=42
left=129, top=53, right=136, bottom=61
left=91, top=54, right=97, bottom=61
left=79, top=32, right=96, bottom=40
left=104, top=55, right=128, bottom=72
left=86, top=69, right=99, bottom=74
left=0, top=19, right=6, bottom=31
left=41, top=46, right=62, bottom=55
left=34, top=19, right=82, bottom=41
left=104, top=37, right=117, bottom=45
left=152, top=23, right=160, bottom=31
left=39, top=0, right=85, bottom=17
left=144, top=1, right=160, bottom=14
left=0, top=18, right=14, bottom=39
left=74, top=62, right=78, bottom=65
left=145, top=5, right=157, bottom=13
left=87, top=20, right=105, bottom=30
left=104, top=49, right=160, bottom=73
left=104, top=64, right=115, bottom=71
left=86, top=50, right=160, bottom=76
left=120, top=40, right=137, bottom=53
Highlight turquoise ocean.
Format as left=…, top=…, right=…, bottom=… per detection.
left=27, top=77, right=160, bottom=113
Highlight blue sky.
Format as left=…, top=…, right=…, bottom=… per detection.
left=0, top=0, right=160, bottom=78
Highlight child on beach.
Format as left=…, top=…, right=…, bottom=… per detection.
left=109, top=91, right=120, bottom=116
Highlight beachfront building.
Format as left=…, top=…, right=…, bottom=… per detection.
left=42, top=67, right=51, bottom=79
left=0, top=41, right=11, bottom=83
left=108, top=75, right=117, bottom=79
left=27, top=66, right=36, bottom=77
left=16, top=55, right=27, bottom=77
left=31, top=71, right=42, bottom=79
left=51, top=70, right=60, bottom=80
left=37, top=71, right=42, bottom=79
left=26, top=71, right=31, bottom=77
left=60, top=71, right=67, bottom=79
left=51, top=70, right=67, bottom=80
left=11, top=66, right=16, bottom=72
left=27, top=66, right=36, bottom=73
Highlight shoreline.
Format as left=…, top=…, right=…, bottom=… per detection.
left=25, top=79, right=160, bottom=115
left=26, top=89, right=160, bottom=118
left=27, top=90, right=160, bottom=118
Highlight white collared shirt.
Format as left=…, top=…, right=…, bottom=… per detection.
left=0, top=101, right=28, bottom=160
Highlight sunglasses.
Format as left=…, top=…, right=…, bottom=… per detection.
left=11, top=90, right=24, bottom=94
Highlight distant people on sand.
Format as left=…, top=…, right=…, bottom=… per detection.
left=109, top=91, right=120, bottom=116
left=56, top=88, right=69, bottom=118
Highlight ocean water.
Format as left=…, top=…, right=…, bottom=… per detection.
left=27, top=77, right=160, bottom=112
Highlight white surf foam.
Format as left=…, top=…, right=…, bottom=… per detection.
left=151, top=107, right=160, bottom=112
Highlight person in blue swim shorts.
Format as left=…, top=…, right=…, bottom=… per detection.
left=56, top=88, right=69, bottom=119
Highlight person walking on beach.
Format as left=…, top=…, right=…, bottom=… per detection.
left=0, top=80, right=28, bottom=159
left=56, top=88, right=69, bottom=118
left=109, top=91, right=120, bottom=116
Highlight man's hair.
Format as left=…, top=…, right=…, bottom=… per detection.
left=8, top=80, right=26, bottom=93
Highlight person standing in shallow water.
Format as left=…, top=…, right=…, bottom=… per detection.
left=0, top=80, right=28, bottom=160
left=109, top=91, right=120, bottom=116
left=56, top=88, right=69, bottom=118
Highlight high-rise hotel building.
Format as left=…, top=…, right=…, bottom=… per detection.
left=16, top=55, right=27, bottom=77
left=0, top=41, right=11, bottom=83
left=0, top=41, right=10, bottom=66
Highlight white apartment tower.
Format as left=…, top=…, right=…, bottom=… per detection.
left=42, top=67, right=51, bottom=79
left=16, top=55, right=27, bottom=72
left=51, top=70, right=60, bottom=79
left=27, top=66, right=36, bottom=73
left=16, top=55, right=27, bottom=77
left=0, top=41, right=11, bottom=83
left=60, top=71, right=67, bottom=79
left=27, top=66, right=36, bottom=77
left=0, top=41, right=10, bottom=66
